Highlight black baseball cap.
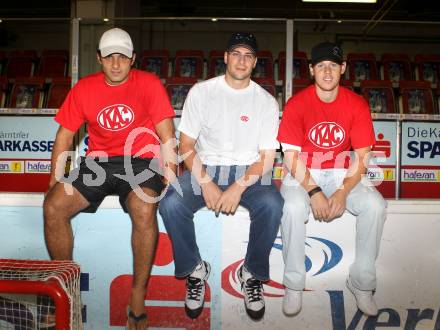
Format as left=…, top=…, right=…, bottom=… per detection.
left=226, top=32, right=258, bottom=54
left=311, top=42, right=344, bottom=65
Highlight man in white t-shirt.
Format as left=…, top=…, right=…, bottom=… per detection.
left=159, top=32, right=283, bottom=321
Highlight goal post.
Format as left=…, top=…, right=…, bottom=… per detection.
left=0, top=259, right=82, bottom=330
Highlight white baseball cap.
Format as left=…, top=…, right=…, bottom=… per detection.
left=99, top=28, right=134, bottom=58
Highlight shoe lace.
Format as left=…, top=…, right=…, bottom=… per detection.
left=244, top=279, right=264, bottom=303
left=187, top=277, right=204, bottom=301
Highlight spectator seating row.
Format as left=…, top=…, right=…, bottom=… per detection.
left=140, top=49, right=275, bottom=80
left=0, top=74, right=437, bottom=116
left=0, top=75, right=271, bottom=111
left=0, top=50, right=69, bottom=78
left=3, top=48, right=438, bottom=86
left=139, top=49, right=440, bottom=85
left=361, top=80, right=436, bottom=114
left=346, top=53, right=440, bottom=84
left=165, top=76, right=439, bottom=115
left=0, top=76, right=71, bottom=108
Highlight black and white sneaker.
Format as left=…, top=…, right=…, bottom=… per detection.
left=185, top=260, right=211, bottom=319
left=238, top=265, right=265, bottom=320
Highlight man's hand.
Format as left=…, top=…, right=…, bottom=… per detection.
left=200, top=180, right=223, bottom=211
left=310, top=192, right=330, bottom=222
left=327, top=189, right=348, bottom=221
left=214, top=182, right=245, bottom=216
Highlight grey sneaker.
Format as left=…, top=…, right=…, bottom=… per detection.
left=238, top=265, right=265, bottom=320
left=283, top=288, right=302, bottom=316
left=185, top=260, right=211, bottom=319
left=346, top=277, right=378, bottom=316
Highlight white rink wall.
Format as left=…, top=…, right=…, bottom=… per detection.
left=0, top=194, right=439, bottom=330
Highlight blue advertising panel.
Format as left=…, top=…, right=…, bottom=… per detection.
left=0, top=116, right=58, bottom=191
left=401, top=121, right=440, bottom=198
left=401, top=122, right=440, bottom=166
left=0, top=117, right=58, bottom=159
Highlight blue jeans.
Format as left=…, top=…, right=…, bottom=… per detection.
left=159, top=166, right=283, bottom=281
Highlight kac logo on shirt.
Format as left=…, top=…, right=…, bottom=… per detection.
left=97, top=104, right=134, bottom=131
left=240, top=115, right=249, bottom=122
left=308, top=122, right=345, bottom=149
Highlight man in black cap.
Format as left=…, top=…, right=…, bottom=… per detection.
left=159, top=32, right=283, bottom=321
left=277, top=41, right=386, bottom=317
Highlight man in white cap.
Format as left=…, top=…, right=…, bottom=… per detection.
left=44, top=27, right=176, bottom=329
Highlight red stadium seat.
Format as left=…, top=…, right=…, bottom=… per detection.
left=9, top=76, right=45, bottom=108
left=0, top=76, right=8, bottom=107
left=414, top=54, right=440, bottom=84
left=38, top=49, right=69, bottom=78
left=0, top=51, right=7, bottom=76
left=140, top=50, right=170, bottom=79
left=165, top=77, right=197, bottom=110
left=5, top=50, right=38, bottom=78
left=253, top=77, right=276, bottom=96
left=380, top=53, right=412, bottom=82
left=360, top=80, right=396, bottom=113
left=399, top=80, right=434, bottom=114
left=208, top=50, right=226, bottom=78
left=174, top=50, right=204, bottom=79
left=292, top=78, right=312, bottom=95
left=340, top=79, right=355, bottom=91
left=437, top=84, right=440, bottom=113
left=278, top=51, right=309, bottom=81
left=253, top=51, right=273, bottom=79
left=346, top=53, right=378, bottom=82
left=46, top=77, right=71, bottom=108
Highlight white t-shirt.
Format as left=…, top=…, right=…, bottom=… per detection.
left=178, top=75, right=280, bottom=166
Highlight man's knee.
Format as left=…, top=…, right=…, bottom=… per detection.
left=282, top=190, right=309, bottom=220
left=158, top=188, right=182, bottom=216
left=43, top=194, right=58, bottom=222
left=264, top=189, right=284, bottom=211
left=43, top=184, right=79, bottom=220
left=127, top=190, right=159, bottom=219
left=136, top=202, right=158, bottom=219
left=362, top=190, right=387, bottom=217
left=244, top=189, right=283, bottom=232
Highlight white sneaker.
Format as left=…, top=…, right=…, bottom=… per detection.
left=346, top=278, right=378, bottom=316
left=283, top=288, right=302, bottom=316
left=185, top=260, right=211, bottom=319
left=238, top=265, right=265, bottom=320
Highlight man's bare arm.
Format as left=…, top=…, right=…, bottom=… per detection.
left=155, top=118, right=178, bottom=184
left=179, top=132, right=222, bottom=210
left=47, top=126, right=76, bottom=191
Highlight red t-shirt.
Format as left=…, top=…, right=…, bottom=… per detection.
left=55, top=69, right=174, bottom=158
left=277, top=85, right=375, bottom=169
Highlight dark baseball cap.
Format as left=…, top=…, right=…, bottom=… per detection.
left=311, top=42, right=344, bottom=65
left=226, top=32, right=258, bottom=54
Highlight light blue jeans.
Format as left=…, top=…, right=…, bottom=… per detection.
left=159, top=166, right=283, bottom=281
left=281, top=169, right=387, bottom=291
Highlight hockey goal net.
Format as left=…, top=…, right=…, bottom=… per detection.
left=0, top=259, right=82, bottom=330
